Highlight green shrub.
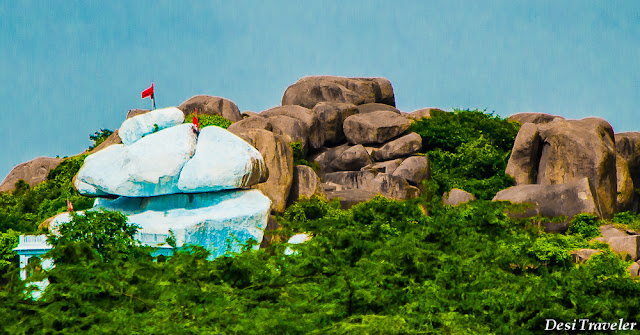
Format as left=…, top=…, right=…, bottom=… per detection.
left=184, top=113, right=233, bottom=129
left=88, top=128, right=113, bottom=150
left=411, top=109, right=519, bottom=199
left=567, top=214, right=601, bottom=239
left=289, top=141, right=321, bottom=171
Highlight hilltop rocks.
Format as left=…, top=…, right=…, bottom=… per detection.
left=288, top=165, right=325, bottom=204
left=323, top=171, right=419, bottom=208
left=493, top=178, right=599, bottom=232
left=77, top=124, right=197, bottom=197
left=234, top=129, right=294, bottom=213
left=330, top=145, right=373, bottom=171
left=357, top=103, right=401, bottom=114
left=392, top=156, right=430, bottom=187
left=119, top=107, right=185, bottom=145
left=227, top=116, right=272, bottom=134
left=0, top=157, right=63, bottom=192
left=405, top=108, right=444, bottom=120
left=261, top=106, right=323, bottom=150
left=344, top=111, right=412, bottom=145
left=312, top=102, right=358, bottom=145
left=616, top=155, right=634, bottom=211
left=443, top=189, right=476, bottom=206
left=371, top=132, right=422, bottom=161
left=505, top=118, right=617, bottom=218
left=282, top=76, right=395, bottom=108
left=508, top=113, right=565, bottom=125
left=179, top=95, right=242, bottom=122
left=177, top=126, right=268, bottom=193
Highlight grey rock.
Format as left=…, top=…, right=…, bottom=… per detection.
left=630, top=262, right=640, bottom=277
left=265, top=115, right=309, bottom=154
left=287, top=165, right=325, bottom=204
left=282, top=76, right=395, bottom=108
left=227, top=116, right=272, bottom=134
left=392, top=156, right=430, bottom=187
left=570, top=249, right=602, bottom=263
left=357, top=103, right=401, bottom=114
left=361, top=158, right=405, bottom=174
left=324, top=170, right=420, bottom=201
left=405, top=108, right=446, bottom=120
left=507, top=113, right=565, bottom=125
left=343, top=111, right=412, bottom=145
left=0, top=157, right=63, bottom=192
left=443, top=189, right=476, bottom=206
left=178, top=95, right=242, bottom=122
left=261, top=105, right=323, bottom=150
left=330, top=145, right=373, bottom=171
left=312, top=102, right=358, bottom=145
left=371, top=132, right=422, bottom=161
left=308, top=144, right=350, bottom=175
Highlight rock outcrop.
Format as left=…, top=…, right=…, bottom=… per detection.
left=178, top=95, right=242, bottom=122
left=282, top=76, right=395, bottom=109
left=343, top=111, right=412, bottom=145
left=0, top=157, right=63, bottom=192
left=443, top=189, right=476, bottom=206
left=119, top=107, right=185, bottom=146
left=505, top=118, right=617, bottom=218
left=287, top=166, right=325, bottom=204
left=507, top=113, right=565, bottom=125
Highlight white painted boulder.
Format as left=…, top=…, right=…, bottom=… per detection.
left=93, top=189, right=271, bottom=259
left=119, top=107, right=185, bottom=145
left=76, top=124, right=197, bottom=197
left=177, top=126, right=268, bottom=193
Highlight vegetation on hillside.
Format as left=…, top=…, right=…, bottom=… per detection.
left=410, top=108, right=520, bottom=199
left=184, top=113, right=233, bottom=129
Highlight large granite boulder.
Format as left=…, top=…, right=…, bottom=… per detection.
left=405, top=108, right=445, bottom=120
left=76, top=124, right=197, bottom=197
left=177, top=126, right=268, bottom=193
left=53, top=189, right=271, bottom=260
left=330, top=144, right=373, bottom=171
left=443, top=189, right=476, bottom=206
left=361, top=158, right=405, bottom=174
left=233, top=129, right=294, bottom=213
left=616, top=132, right=640, bottom=190
left=227, top=116, right=272, bottom=134
left=492, top=177, right=599, bottom=232
left=357, top=103, right=400, bottom=114
left=505, top=118, right=617, bottom=218
left=324, top=170, right=420, bottom=203
left=617, top=155, right=634, bottom=211
left=282, top=76, right=395, bottom=108
left=264, top=115, right=310, bottom=153
left=392, top=156, right=430, bottom=187
left=343, top=111, right=412, bottom=145
left=178, top=95, right=242, bottom=122
left=287, top=165, right=325, bottom=204
left=261, top=106, right=323, bottom=150
left=119, top=107, right=185, bottom=145
left=507, top=113, right=565, bottom=125
left=308, top=144, right=350, bottom=175
left=312, top=102, right=358, bottom=145
left=371, top=132, right=422, bottom=161
left=0, top=157, right=63, bottom=192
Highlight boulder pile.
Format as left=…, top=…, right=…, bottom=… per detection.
left=65, top=107, right=271, bottom=259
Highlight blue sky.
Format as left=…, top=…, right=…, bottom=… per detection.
left=1, top=1, right=638, bottom=181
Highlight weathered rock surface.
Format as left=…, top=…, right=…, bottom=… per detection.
left=234, top=129, right=294, bottom=213
left=570, top=249, right=601, bottom=263
left=77, top=124, right=197, bottom=197
left=241, top=111, right=260, bottom=119
left=629, top=262, right=640, bottom=277
left=324, top=170, right=420, bottom=202
left=0, top=157, right=63, bottom=192
left=330, top=145, right=373, bottom=171
left=119, top=107, right=185, bottom=145
left=616, top=155, right=634, bottom=211
left=596, top=235, right=640, bottom=260
left=361, top=158, right=405, bottom=174
left=308, top=144, right=350, bottom=174
left=65, top=189, right=270, bottom=260
left=371, top=132, right=422, bottom=161
left=265, top=115, right=310, bottom=153
left=177, top=126, right=268, bottom=193
left=282, top=76, right=395, bottom=108
left=312, top=102, right=358, bottom=145
left=179, top=95, right=242, bottom=122
left=227, top=116, right=272, bottom=134
left=492, top=178, right=599, bottom=232
left=392, top=156, right=430, bottom=187
left=261, top=105, right=323, bottom=150
left=508, top=113, right=565, bottom=125
left=443, top=189, right=476, bottom=206
left=287, top=165, right=325, bottom=204
left=357, top=103, right=400, bottom=114
left=343, top=111, right=412, bottom=145
left=505, top=118, right=617, bottom=218
left=616, top=132, right=640, bottom=210
left=405, top=108, right=445, bottom=120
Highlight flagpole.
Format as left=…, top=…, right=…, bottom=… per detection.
left=152, top=95, right=156, bottom=110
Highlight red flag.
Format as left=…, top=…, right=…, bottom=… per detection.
left=192, top=108, right=199, bottom=128
left=141, top=83, right=154, bottom=99
left=67, top=199, right=74, bottom=212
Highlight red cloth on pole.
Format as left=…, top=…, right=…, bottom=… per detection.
left=67, top=199, right=74, bottom=212
left=141, top=83, right=154, bottom=99
left=193, top=108, right=199, bottom=128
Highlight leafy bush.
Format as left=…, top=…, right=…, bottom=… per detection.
left=567, top=214, right=601, bottom=239
left=289, top=141, right=320, bottom=171
left=411, top=109, right=519, bottom=199
left=612, top=211, right=640, bottom=232
left=88, top=128, right=113, bottom=151
left=184, top=113, right=233, bottom=129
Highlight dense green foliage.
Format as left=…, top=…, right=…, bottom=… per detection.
left=567, top=214, right=602, bottom=240
left=1, top=196, right=638, bottom=334
left=185, top=113, right=233, bottom=129
left=0, top=155, right=94, bottom=279
left=612, top=211, right=640, bottom=232
left=290, top=141, right=320, bottom=171
left=410, top=109, right=520, bottom=199
left=88, top=128, right=113, bottom=151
